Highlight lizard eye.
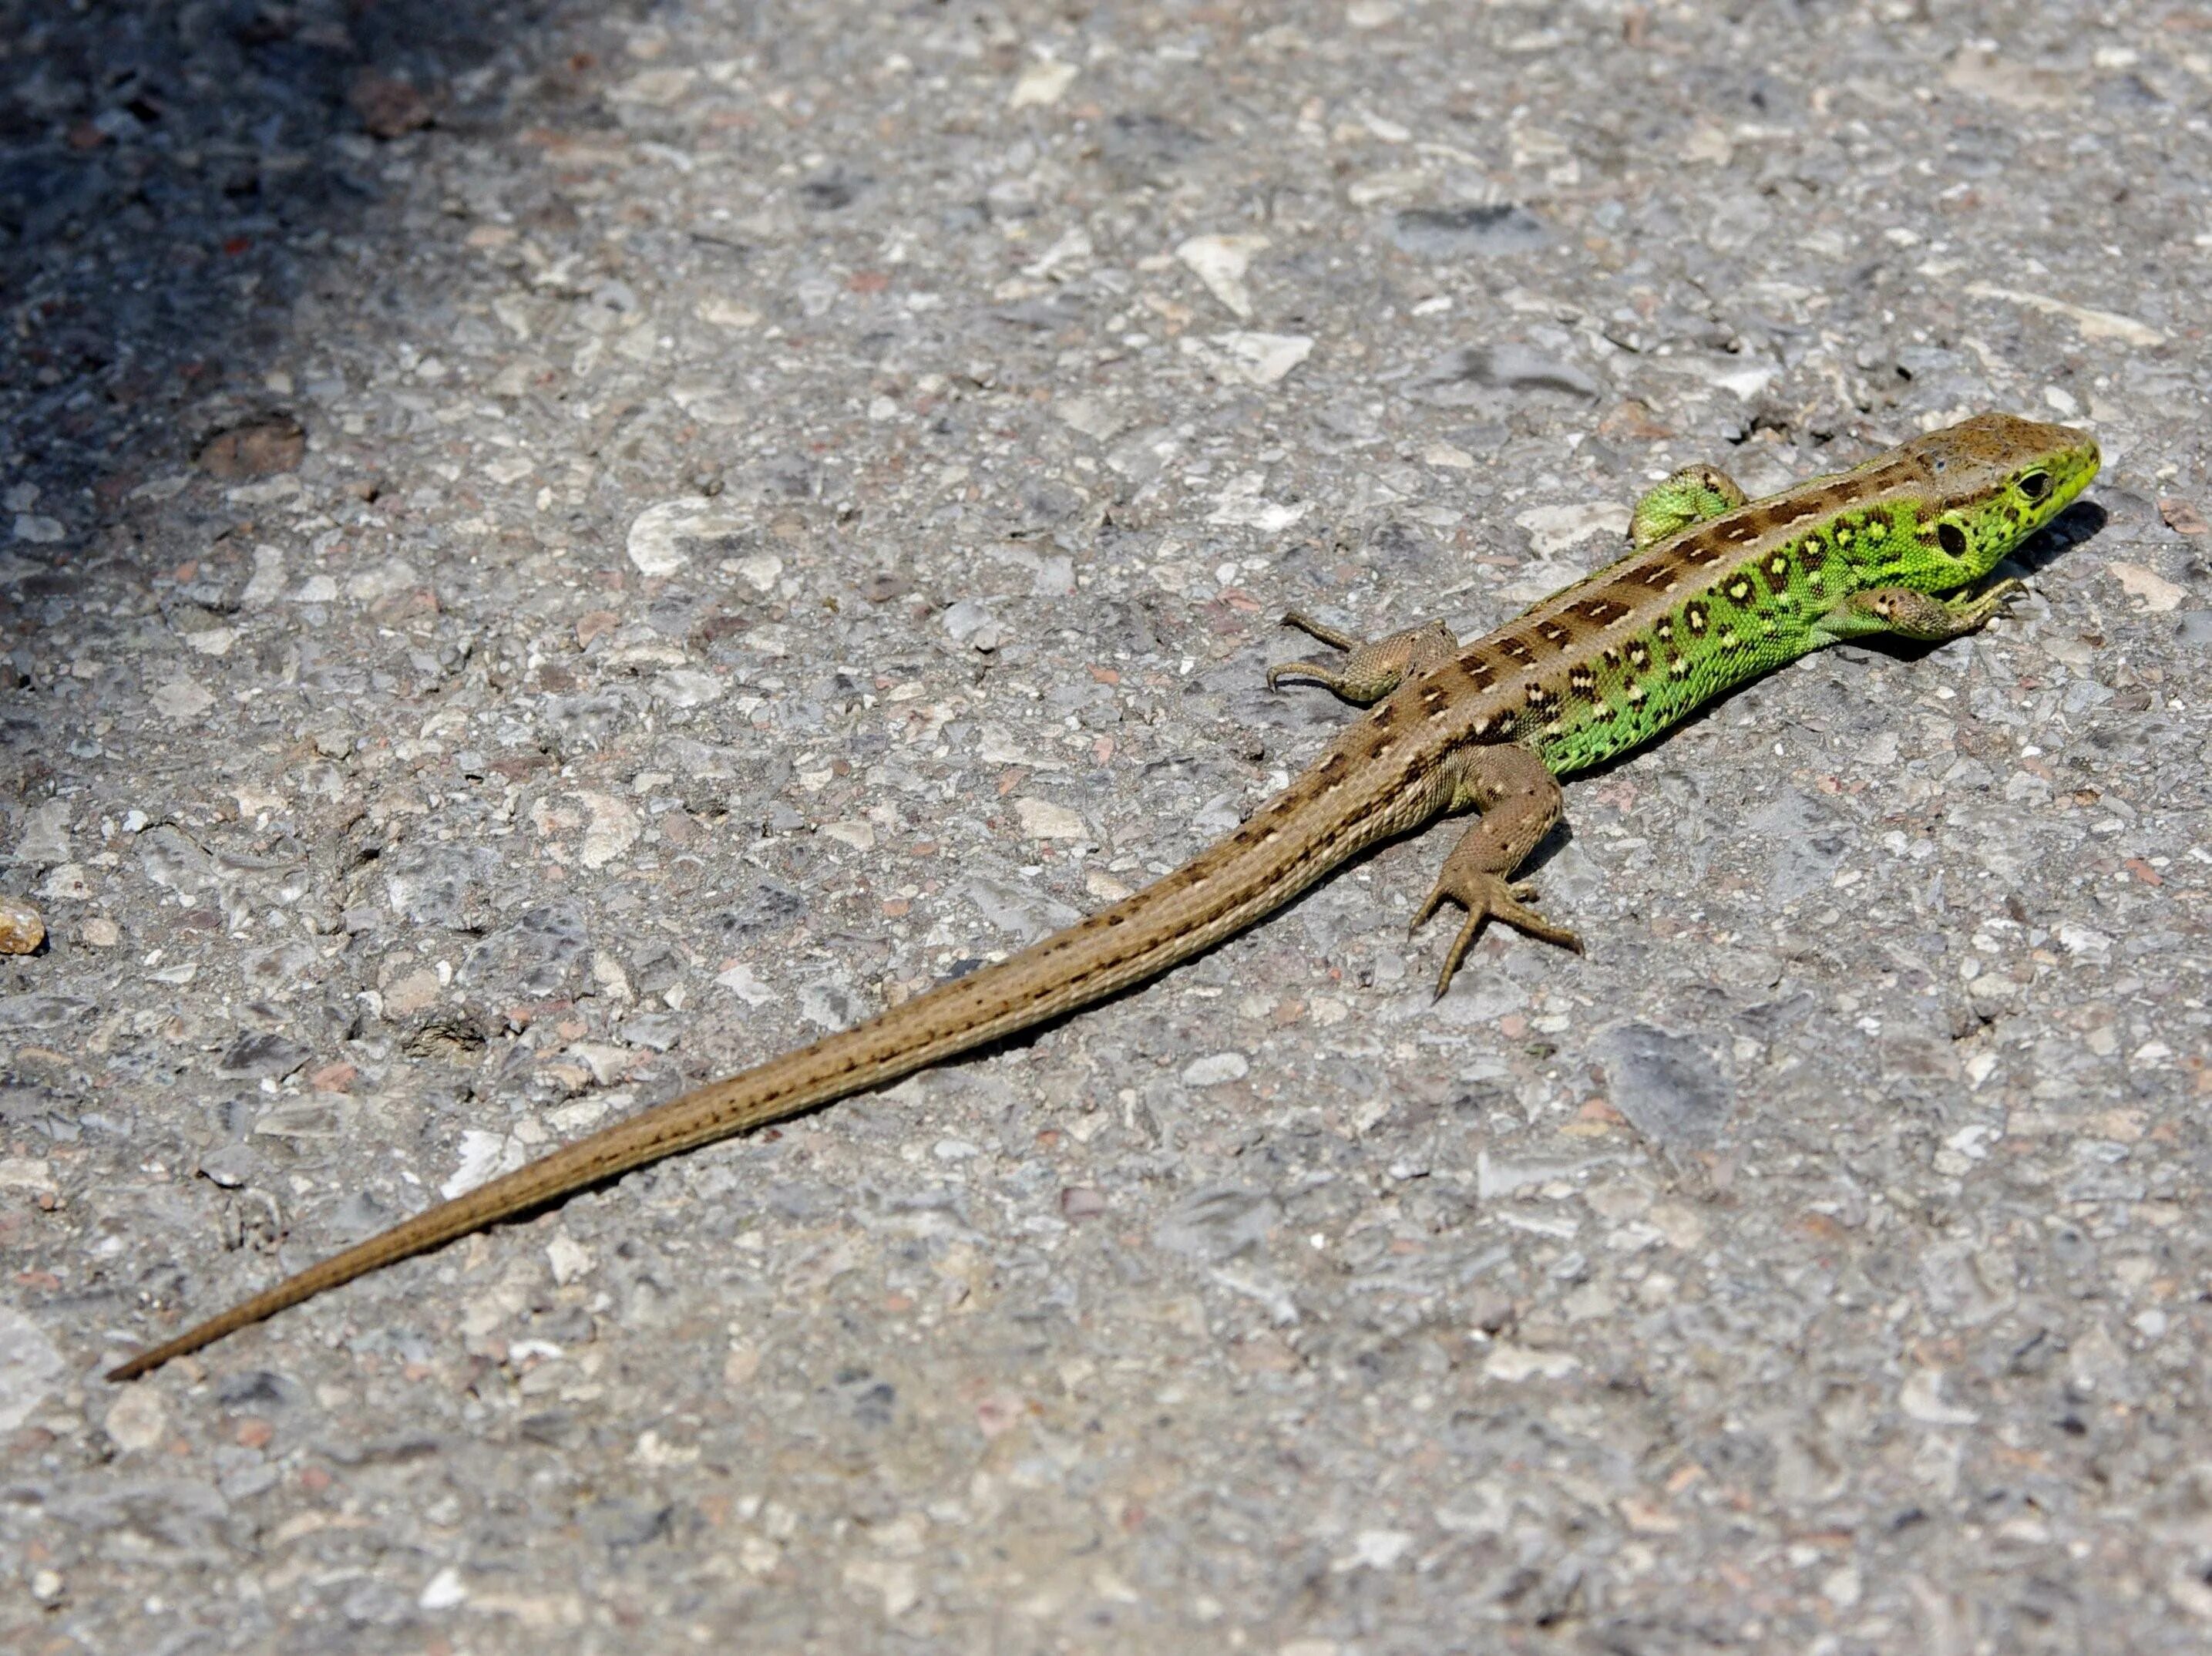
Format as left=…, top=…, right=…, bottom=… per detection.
left=2018, top=470, right=2052, bottom=501
left=1936, top=523, right=1968, bottom=557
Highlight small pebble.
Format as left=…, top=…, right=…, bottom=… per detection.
left=0, top=897, right=44, bottom=954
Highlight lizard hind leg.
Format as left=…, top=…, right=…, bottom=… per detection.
left=1630, top=463, right=1750, bottom=550
left=1266, top=612, right=1458, bottom=706
left=1414, top=742, right=1582, bottom=997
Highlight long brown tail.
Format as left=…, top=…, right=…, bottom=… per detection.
left=107, top=1027, right=926, bottom=1380
left=109, top=749, right=1432, bottom=1380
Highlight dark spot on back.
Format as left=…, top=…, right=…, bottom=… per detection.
left=1496, top=634, right=1539, bottom=666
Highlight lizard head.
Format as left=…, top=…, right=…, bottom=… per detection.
left=1894, top=412, right=2100, bottom=582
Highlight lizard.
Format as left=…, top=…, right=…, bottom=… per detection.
left=107, top=411, right=2098, bottom=1381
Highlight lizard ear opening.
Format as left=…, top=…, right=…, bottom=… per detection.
left=1936, top=522, right=1968, bottom=558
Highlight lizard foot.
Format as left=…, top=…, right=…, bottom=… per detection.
left=1266, top=612, right=1457, bottom=706
left=1412, top=870, right=1583, bottom=998
left=1831, top=577, right=2027, bottom=643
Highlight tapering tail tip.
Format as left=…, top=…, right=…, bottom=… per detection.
left=106, top=1331, right=198, bottom=1382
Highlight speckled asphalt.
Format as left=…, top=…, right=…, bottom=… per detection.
left=3, top=2, right=2208, bottom=1651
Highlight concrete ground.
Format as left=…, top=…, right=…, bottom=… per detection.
left=3, top=2, right=2207, bottom=1651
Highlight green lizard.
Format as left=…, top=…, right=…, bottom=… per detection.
left=109, top=412, right=2098, bottom=1381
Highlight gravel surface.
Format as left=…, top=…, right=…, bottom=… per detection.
left=4, top=2, right=2209, bottom=1651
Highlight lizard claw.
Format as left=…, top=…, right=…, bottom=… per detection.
left=1412, top=870, right=1583, bottom=998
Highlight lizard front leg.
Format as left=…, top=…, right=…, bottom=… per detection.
left=1266, top=611, right=1458, bottom=705
left=1413, top=742, right=1582, bottom=997
left=1820, top=579, right=2025, bottom=645
left=1630, top=463, right=1750, bottom=550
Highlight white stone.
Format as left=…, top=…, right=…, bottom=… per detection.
left=612, top=68, right=698, bottom=106
left=345, top=558, right=422, bottom=603
left=1014, top=798, right=1087, bottom=840
left=150, top=678, right=215, bottom=722
left=1183, top=331, right=1314, bottom=388
left=2110, top=562, right=2185, bottom=613
left=627, top=498, right=752, bottom=577
left=727, top=554, right=783, bottom=593
left=15, top=799, right=69, bottom=864
left=578, top=792, right=640, bottom=869
left=37, top=863, right=90, bottom=901
left=1962, top=282, right=2163, bottom=346
left=650, top=668, right=727, bottom=709
left=1181, top=1052, right=1250, bottom=1087
left=104, top=1385, right=169, bottom=1452
left=1899, top=1366, right=1980, bottom=1425
left=1208, top=473, right=1310, bottom=533
left=0, top=1308, right=63, bottom=1432
left=546, top=1235, right=595, bottom=1286
left=442, top=1129, right=520, bottom=1199
left=1341, top=1529, right=1414, bottom=1570
left=696, top=297, right=761, bottom=328
left=1175, top=234, right=1271, bottom=320
left=1008, top=58, right=1077, bottom=109
left=668, top=381, right=749, bottom=425
left=1482, top=1345, right=1582, bottom=1382
left=1514, top=501, right=1631, bottom=557
left=716, top=962, right=775, bottom=1005
left=419, top=1567, right=469, bottom=1611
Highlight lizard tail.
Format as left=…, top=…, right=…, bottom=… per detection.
left=109, top=752, right=1436, bottom=1380
left=106, top=1032, right=910, bottom=1381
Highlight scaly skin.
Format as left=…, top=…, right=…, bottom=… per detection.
left=108, top=412, right=2098, bottom=1381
